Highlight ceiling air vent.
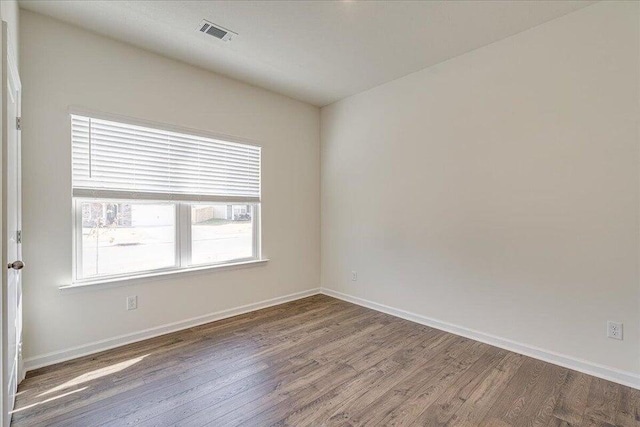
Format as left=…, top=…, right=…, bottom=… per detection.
left=198, top=20, right=237, bottom=42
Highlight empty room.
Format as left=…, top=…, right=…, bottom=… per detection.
left=0, top=0, right=638, bottom=425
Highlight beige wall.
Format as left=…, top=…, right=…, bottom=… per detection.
left=20, top=10, right=320, bottom=362
left=321, top=1, right=640, bottom=374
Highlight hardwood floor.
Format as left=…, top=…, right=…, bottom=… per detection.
left=12, top=294, right=640, bottom=426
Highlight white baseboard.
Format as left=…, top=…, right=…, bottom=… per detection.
left=24, top=288, right=321, bottom=371
left=321, top=288, right=640, bottom=390
left=24, top=286, right=640, bottom=390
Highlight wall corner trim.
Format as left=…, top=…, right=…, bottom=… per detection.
left=320, top=287, right=640, bottom=390
left=23, top=288, right=322, bottom=371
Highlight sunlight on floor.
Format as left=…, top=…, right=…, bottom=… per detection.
left=37, top=354, right=148, bottom=397
left=12, top=387, right=88, bottom=414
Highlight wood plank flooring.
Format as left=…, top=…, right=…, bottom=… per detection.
left=12, top=294, right=640, bottom=426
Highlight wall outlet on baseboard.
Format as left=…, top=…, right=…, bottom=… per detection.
left=127, top=296, right=138, bottom=311
left=351, top=271, right=357, bottom=281
left=607, top=321, right=622, bottom=340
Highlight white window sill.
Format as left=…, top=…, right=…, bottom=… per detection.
left=60, top=258, right=269, bottom=290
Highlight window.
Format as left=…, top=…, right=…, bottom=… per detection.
left=71, top=114, right=262, bottom=283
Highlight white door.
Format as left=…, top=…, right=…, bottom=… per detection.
left=1, top=21, right=22, bottom=427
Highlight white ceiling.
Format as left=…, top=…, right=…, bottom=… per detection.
left=19, top=1, right=594, bottom=106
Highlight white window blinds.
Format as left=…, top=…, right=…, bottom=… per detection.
left=71, top=115, right=261, bottom=202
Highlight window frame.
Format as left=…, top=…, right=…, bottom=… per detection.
left=72, top=198, right=261, bottom=284
left=69, top=109, right=264, bottom=286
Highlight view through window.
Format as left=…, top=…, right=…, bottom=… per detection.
left=80, top=202, right=176, bottom=278
left=191, top=204, right=254, bottom=266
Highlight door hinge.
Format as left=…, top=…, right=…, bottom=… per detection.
left=16, top=117, right=21, bottom=131
left=16, top=230, right=21, bottom=244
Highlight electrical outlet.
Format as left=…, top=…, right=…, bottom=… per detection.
left=607, top=321, right=623, bottom=340
left=127, top=296, right=138, bottom=311
left=351, top=271, right=357, bottom=281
